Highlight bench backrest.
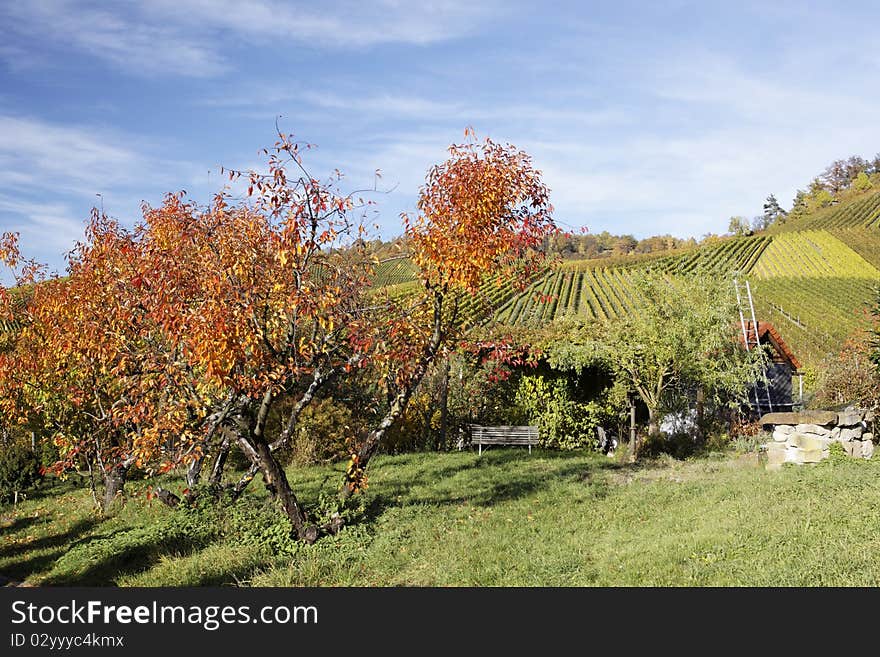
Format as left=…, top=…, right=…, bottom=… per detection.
left=470, top=425, right=539, bottom=444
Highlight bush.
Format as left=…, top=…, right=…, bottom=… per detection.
left=0, top=440, right=41, bottom=503
left=287, top=397, right=362, bottom=465
left=513, top=374, right=613, bottom=450
left=811, top=331, right=879, bottom=410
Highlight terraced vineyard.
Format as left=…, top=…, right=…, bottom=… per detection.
left=652, top=234, right=770, bottom=275
left=558, top=234, right=769, bottom=275
left=493, top=267, right=645, bottom=326
left=365, top=191, right=880, bottom=369
left=750, top=230, right=879, bottom=280
left=741, top=228, right=880, bottom=363
left=750, top=277, right=877, bottom=364
left=831, top=227, right=880, bottom=270
left=372, top=258, right=418, bottom=286
left=496, top=235, right=770, bottom=327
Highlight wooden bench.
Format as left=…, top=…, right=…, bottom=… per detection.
left=469, top=425, right=539, bottom=455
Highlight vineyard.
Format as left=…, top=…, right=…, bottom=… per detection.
left=831, top=227, right=880, bottom=270
left=558, top=234, right=769, bottom=275
left=371, top=257, right=418, bottom=286
left=750, top=277, right=877, bottom=364
left=363, top=191, right=880, bottom=370
left=750, top=230, right=879, bottom=280
left=494, top=235, right=771, bottom=327
left=493, top=267, right=645, bottom=326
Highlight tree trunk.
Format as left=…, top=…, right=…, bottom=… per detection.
left=85, top=455, right=100, bottom=511
left=227, top=363, right=344, bottom=500
left=438, top=356, right=450, bottom=451
left=185, top=457, right=203, bottom=490
left=234, top=415, right=317, bottom=543
left=647, top=407, right=660, bottom=439
left=695, top=387, right=705, bottom=442
left=250, top=438, right=317, bottom=543
left=629, top=401, right=637, bottom=459
left=340, top=291, right=445, bottom=501
left=208, top=431, right=232, bottom=488
left=101, top=459, right=133, bottom=511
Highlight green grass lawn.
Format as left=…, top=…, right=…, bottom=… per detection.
left=3, top=445, right=880, bottom=586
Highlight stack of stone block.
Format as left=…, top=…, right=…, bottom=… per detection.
left=761, top=407, right=874, bottom=470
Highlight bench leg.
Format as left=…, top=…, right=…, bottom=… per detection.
left=478, top=443, right=482, bottom=456
left=529, top=444, right=531, bottom=455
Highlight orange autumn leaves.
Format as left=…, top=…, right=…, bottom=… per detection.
left=405, top=131, right=555, bottom=295
left=0, top=129, right=557, bottom=485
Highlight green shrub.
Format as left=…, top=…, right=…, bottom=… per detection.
left=513, top=374, right=613, bottom=450
left=0, top=440, right=41, bottom=503
left=287, top=397, right=361, bottom=465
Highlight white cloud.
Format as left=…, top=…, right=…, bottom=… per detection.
left=1, top=1, right=227, bottom=78
left=146, top=0, right=500, bottom=48
left=0, top=114, right=213, bottom=272
left=1, top=0, right=503, bottom=77
left=0, top=115, right=141, bottom=194
left=0, top=195, right=85, bottom=271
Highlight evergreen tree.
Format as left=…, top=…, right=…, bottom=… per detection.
left=762, top=194, right=787, bottom=227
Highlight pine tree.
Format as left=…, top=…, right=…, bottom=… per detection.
left=762, top=194, right=787, bottom=227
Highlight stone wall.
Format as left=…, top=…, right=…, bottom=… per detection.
left=760, top=407, right=874, bottom=470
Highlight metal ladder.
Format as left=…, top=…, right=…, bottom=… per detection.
left=734, top=277, right=773, bottom=414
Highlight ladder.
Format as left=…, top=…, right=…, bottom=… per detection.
left=734, top=277, right=773, bottom=414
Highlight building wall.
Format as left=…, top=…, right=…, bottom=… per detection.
left=758, top=363, right=794, bottom=410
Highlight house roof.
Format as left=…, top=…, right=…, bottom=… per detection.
left=737, top=321, right=801, bottom=370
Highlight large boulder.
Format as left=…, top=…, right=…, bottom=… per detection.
left=786, top=434, right=831, bottom=451
left=839, top=427, right=863, bottom=442
left=838, top=408, right=864, bottom=427
left=765, top=442, right=787, bottom=470
left=795, top=424, right=832, bottom=437
left=799, top=448, right=826, bottom=464
left=843, top=441, right=862, bottom=458
left=760, top=411, right=838, bottom=427
left=773, top=427, right=797, bottom=441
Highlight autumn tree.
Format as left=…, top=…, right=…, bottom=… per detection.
left=340, top=130, right=556, bottom=499
left=125, top=136, right=386, bottom=542
left=0, top=219, right=193, bottom=510
left=0, top=132, right=383, bottom=537
left=0, top=128, right=556, bottom=540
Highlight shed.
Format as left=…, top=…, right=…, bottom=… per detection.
left=740, top=321, right=802, bottom=413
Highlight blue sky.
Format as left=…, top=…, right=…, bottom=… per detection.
left=2, top=0, right=879, bottom=274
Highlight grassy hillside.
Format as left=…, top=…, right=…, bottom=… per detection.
left=5, top=446, right=880, bottom=586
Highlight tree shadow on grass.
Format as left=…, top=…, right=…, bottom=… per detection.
left=0, top=516, right=104, bottom=560
left=358, top=448, right=622, bottom=521
left=0, top=513, right=43, bottom=534
left=41, top=530, right=212, bottom=586
left=1, top=548, right=69, bottom=583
